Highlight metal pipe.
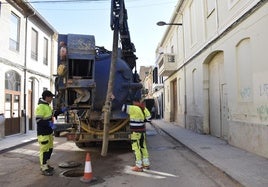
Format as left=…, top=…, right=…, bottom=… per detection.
left=23, top=12, right=36, bottom=134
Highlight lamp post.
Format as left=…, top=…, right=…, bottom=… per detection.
left=156, top=20, right=184, bottom=128
left=156, top=21, right=182, bottom=26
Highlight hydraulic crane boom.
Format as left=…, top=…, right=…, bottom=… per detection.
left=110, top=0, right=137, bottom=71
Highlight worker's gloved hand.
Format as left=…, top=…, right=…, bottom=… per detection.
left=49, top=121, right=56, bottom=130
left=61, top=107, right=68, bottom=113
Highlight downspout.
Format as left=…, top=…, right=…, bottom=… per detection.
left=23, top=12, right=35, bottom=133
left=175, top=1, right=187, bottom=129
left=180, top=13, right=187, bottom=129
left=184, top=66, right=187, bottom=128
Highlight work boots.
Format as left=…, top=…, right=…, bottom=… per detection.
left=131, top=165, right=143, bottom=172
left=41, top=169, right=54, bottom=176
left=41, top=164, right=54, bottom=176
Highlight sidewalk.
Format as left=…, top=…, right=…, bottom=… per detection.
left=0, top=131, right=37, bottom=153
left=152, top=119, right=268, bottom=187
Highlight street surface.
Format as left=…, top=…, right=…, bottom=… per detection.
left=0, top=123, right=242, bottom=187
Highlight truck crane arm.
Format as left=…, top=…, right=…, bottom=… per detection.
left=110, top=0, right=137, bottom=72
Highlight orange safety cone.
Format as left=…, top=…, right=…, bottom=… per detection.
left=80, top=152, right=93, bottom=183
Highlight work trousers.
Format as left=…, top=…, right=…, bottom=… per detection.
left=131, top=132, right=150, bottom=168
left=37, top=134, right=54, bottom=169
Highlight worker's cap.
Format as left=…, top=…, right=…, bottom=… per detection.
left=42, top=90, right=55, bottom=98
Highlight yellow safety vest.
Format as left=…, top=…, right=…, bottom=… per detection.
left=126, top=105, right=151, bottom=132
left=35, top=99, right=53, bottom=135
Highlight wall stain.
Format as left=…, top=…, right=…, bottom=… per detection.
left=240, top=87, right=251, bottom=99
left=260, top=84, right=268, bottom=97
left=257, top=105, right=268, bottom=121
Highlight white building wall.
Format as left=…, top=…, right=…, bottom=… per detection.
left=0, top=4, right=26, bottom=67
left=26, top=21, right=52, bottom=77
left=0, top=1, right=57, bottom=135
left=157, top=0, right=268, bottom=158
left=0, top=1, right=26, bottom=130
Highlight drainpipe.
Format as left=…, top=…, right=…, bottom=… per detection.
left=184, top=66, right=187, bottom=128
left=180, top=13, right=187, bottom=129
left=23, top=12, right=35, bottom=134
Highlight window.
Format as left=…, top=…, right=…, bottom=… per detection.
left=160, top=76, right=163, bottom=84
left=9, top=12, right=20, bottom=51
left=31, top=28, right=38, bottom=60
left=43, top=37, right=48, bottom=65
left=189, top=1, right=197, bottom=45
left=153, top=67, right=158, bottom=84
left=5, top=70, right=21, bottom=91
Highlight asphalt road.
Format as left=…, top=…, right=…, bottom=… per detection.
left=0, top=124, right=242, bottom=187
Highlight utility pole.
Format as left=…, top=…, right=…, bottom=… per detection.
left=101, top=5, right=120, bottom=156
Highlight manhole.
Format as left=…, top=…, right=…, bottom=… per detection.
left=58, top=161, right=82, bottom=168
left=60, top=170, right=102, bottom=185
left=60, top=169, right=84, bottom=178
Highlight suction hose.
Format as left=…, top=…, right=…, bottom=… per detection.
left=80, top=118, right=129, bottom=136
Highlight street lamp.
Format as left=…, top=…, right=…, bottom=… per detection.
left=156, top=21, right=182, bottom=26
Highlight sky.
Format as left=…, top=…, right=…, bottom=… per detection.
left=30, top=0, right=177, bottom=69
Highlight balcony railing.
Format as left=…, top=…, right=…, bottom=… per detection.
left=157, top=53, right=176, bottom=76
left=152, top=83, right=164, bottom=92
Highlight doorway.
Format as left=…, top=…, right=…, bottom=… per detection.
left=208, top=52, right=228, bottom=139
left=5, top=92, right=21, bottom=136
left=171, top=79, right=178, bottom=122
left=4, top=70, right=21, bottom=136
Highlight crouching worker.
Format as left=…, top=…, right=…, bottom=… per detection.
left=35, top=90, right=67, bottom=176
left=123, top=98, right=152, bottom=172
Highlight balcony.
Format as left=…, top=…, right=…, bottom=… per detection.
left=152, top=83, right=164, bottom=92
left=157, top=53, right=176, bottom=76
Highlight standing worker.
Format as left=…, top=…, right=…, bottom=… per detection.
left=35, top=90, right=67, bottom=176
left=123, top=98, right=152, bottom=172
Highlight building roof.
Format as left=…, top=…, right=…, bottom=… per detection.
left=6, top=0, right=57, bottom=34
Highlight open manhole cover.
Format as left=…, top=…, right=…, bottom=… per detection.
left=60, top=169, right=84, bottom=178
left=60, top=169, right=102, bottom=185
left=58, top=161, right=82, bottom=168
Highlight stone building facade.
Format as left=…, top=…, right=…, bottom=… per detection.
left=155, top=0, right=268, bottom=158
left=0, top=0, right=57, bottom=137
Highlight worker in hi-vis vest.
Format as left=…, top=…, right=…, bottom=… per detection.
left=35, top=90, right=67, bottom=176
left=123, top=98, right=151, bottom=172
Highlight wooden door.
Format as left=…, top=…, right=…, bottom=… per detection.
left=171, top=79, right=178, bottom=122
left=5, top=92, right=21, bottom=136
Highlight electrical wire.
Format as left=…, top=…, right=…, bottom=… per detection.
left=27, top=0, right=107, bottom=3
left=3, top=0, right=176, bottom=9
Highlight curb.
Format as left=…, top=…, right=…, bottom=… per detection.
left=0, top=138, right=37, bottom=154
